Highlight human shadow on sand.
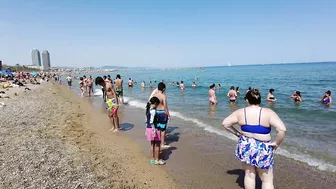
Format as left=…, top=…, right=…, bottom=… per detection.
left=161, top=147, right=177, bottom=161
left=119, top=123, right=134, bottom=131
left=227, top=169, right=262, bottom=189
left=165, top=126, right=180, bottom=145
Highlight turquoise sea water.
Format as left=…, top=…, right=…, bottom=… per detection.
left=71, top=62, right=336, bottom=172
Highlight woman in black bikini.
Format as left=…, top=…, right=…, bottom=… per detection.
left=267, top=88, right=277, bottom=102
left=290, top=91, right=302, bottom=102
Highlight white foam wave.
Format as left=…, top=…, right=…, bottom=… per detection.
left=93, top=89, right=103, bottom=96
left=125, top=95, right=336, bottom=172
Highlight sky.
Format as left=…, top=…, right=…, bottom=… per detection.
left=1, top=0, right=336, bottom=68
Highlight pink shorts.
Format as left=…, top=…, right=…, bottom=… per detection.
left=146, top=128, right=161, bottom=141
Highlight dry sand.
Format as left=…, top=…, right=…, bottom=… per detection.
left=0, top=83, right=178, bottom=188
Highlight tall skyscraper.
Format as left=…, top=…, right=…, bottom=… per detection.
left=42, top=50, right=51, bottom=70
left=31, top=48, right=41, bottom=66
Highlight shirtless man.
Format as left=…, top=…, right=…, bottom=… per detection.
left=208, top=84, right=217, bottom=105
left=95, top=76, right=120, bottom=131
left=67, top=74, right=72, bottom=89
left=149, top=82, right=171, bottom=148
left=227, top=86, right=238, bottom=103
left=87, top=76, right=94, bottom=97
left=114, top=74, right=124, bottom=104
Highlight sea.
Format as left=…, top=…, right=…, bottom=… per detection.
left=68, top=62, right=336, bottom=172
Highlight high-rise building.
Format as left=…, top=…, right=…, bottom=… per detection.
left=42, top=50, right=51, bottom=70
left=31, top=48, right=41, bottom=66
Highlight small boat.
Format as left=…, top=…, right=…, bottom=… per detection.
left=228, top=62, right=231, bottom=67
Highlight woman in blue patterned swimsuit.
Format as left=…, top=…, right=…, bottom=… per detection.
left=222, top=88, right=287, bottom=189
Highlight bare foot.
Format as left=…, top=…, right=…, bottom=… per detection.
left=109, top=128, right=115, bottom=131
left=113, top=129, right=119, bottom=132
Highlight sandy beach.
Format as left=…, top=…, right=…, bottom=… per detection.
left=1, top=82, right=335, bottom=189
left=0, top=83, right=178, bottom=188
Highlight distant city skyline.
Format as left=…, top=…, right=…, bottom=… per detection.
left=42, top=50, right=51, bottom=70
left=31, top=48, right=41, bottom=67
left=1, top=1, right=336, bottom=68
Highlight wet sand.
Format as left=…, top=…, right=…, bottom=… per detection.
left=0, top=83, right=178, bottom=188
left=120, top=105, right=336, bottom=189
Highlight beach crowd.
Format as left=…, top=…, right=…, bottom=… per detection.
left=66, top=73, right=332, bottom=189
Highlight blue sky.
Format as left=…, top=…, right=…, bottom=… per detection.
left=1, top=0, right=336, bottom=68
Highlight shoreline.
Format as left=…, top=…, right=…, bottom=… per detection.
left=0, top=83, right=178, bottom=188
left=115, top=102, right=336, bottom=188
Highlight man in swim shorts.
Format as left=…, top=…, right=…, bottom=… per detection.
left=151, top=82, right=171, bottom=148
left=67, top=74, right=72, bottom=89
left=95, top=76, right=120, bottom=131
left=208, top=84, right=217, bottom=105
left=114, top=74, right=124, bottom=104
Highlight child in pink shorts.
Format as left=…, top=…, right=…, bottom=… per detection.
left=146, top=97, right=165, bottom=165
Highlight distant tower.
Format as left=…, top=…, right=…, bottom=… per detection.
left=31, top=48, right=41, bottom=66
left=42, top=50, right=51, bottom=70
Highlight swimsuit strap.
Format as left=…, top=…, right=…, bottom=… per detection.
left=259, top=107, right=263, bottom=125
left=244, top=108, right=247, bottom=124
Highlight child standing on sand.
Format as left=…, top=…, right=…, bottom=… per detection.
left=146, top=97, right=165, bottom=165
left=106, top=87, right=120, bottom=132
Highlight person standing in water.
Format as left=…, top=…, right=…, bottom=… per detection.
left=236, top=87, right=240, bottom=94
left=222, top=88, right=286, bottom=189
left=290, top=91, right=302, bottom=102
left=114, top=74, right=124, bottom=104
left=151, top=82, right=171, bottom=148
left=79, top=77, right=85, bottom=97
left=267, top=88, right=277, bottom=102
left=180, top=81, right=185, bottom=91
left=67, top=74, right=72, bottom=89
left=141, top=81, right=146, bottom=88
left=83, top=75, right=88, bottom=96
left=208, top=84, right=217, bottom=105
left=149, top=81, right=153, bottom=88
left=244, top=86, right=252, bottom=101
left=192, top=82, right=196, bottom=88
left=319, top=90, right=332, bottom=106
left=128, top=78, right=133, bottom=87
left=87, top=76, right=94, bottom=97
left=227, top=86, right=238, bottom=103
left=102, top=76, right=107, bottom=101
left=95, top=76, right=120, bottom=132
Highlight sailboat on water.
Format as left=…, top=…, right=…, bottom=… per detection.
left=228, top=61, right=231, bottom=67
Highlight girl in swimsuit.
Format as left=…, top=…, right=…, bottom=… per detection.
left=145, top=97, right=165, bottom=165
left=106, top=87, right=119, bottom=132
left=320, top=90, right=332, bottom=106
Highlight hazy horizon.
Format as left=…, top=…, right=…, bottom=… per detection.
left=1, top=0, right=336, bottom=68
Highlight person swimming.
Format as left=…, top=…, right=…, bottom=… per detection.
left=192, top=82, right=196, bottom=88
left=227, top=86, right=238, bottom=102
left=320, top=90, right=332, bottom=106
